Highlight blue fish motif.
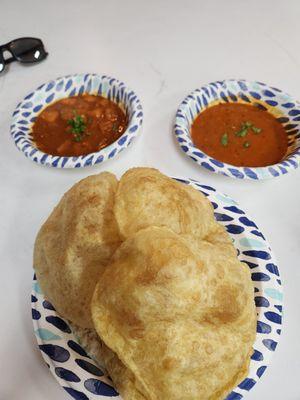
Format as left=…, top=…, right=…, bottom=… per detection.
left=257, top=320, right=271, bottom=334
left=256, top=365, right=267, bottom=378
left=255, top=296, right=270, bottom=307
left=63, top=387, right=89, bottom=400
left=226, top=392, right=243, bottom=400
left=68, top=340, right=90, bottom=358
left=263, top=339, right=277, bottom=351
left=251, top=272, right=270, bottom=281
left=84, top=378, right=119, bottom=396
left=226, top=224, right=245, bottom=234
left=46, top=316, right=71, bottom=333
left=75, top=359, right=104, bottom=376
left=32, top=309, right=41, bottom=320
left=264, top=311, right=282, bottom=324
left=55, top=367, right=80, bottom=382
left=39, top=344, right=70, bottom=362
left=251, top=349, right=263, bottom=361
left=238, top=378, right=256, bottom=390
left=243, top=250, right=271, bottom=260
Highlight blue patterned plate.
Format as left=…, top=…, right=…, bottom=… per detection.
left=32, top=179, right=283, bottom=400
left=11, top=74, right=143, bottom=168
left=175, top=79, right=300, bottom=179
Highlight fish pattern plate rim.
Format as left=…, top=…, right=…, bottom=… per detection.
left=11, top=73, right=143, bottom=169
left=174, top=79, right=300, bottom=180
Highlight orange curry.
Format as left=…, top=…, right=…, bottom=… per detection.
left=31, top=95, right=128, bottom=156
left=191, top=103, right=288, bottom=167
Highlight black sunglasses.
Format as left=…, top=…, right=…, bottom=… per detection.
left=0, top=37, right=48, bottom=74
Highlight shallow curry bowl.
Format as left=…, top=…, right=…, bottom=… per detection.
left=175, top=79, right=300, bottom=180
left=10, top=73, right=143, bottom=168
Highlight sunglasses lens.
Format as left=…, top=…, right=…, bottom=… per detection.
left=10, top=38, right=47, bottom=63
left=0, top=52, right=5, bottom=73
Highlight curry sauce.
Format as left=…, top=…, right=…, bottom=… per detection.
left=31, top=94, right=128, bottom=157
left=191, top=103, right=288, bottom=167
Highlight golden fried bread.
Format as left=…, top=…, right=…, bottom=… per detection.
left=100, top=343, right=147, bottom=400
left=33, top=167, right=256, bottom=399
left=91, top=226, right=256, bottom=400
left=114, top=168, right=215, bottom=240
left=34, top=172, right=121, bottom=328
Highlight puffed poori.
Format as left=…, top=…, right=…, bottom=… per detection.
left=114, top=168, right=215, bottom=240
left=91, top=227, right=256, bottom=400
left=33, top=167, right=256, bottom=399
left=34, top=172, right=121, bottom=328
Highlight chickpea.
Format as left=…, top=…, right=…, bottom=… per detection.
left=41, top=110, right=59, bottom=123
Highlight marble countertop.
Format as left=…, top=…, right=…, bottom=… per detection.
left=0, top=0, right=299, bottom=399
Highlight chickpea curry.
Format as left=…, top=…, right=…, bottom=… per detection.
left=31, top=95, right=128, bottom=156
left=191, top=103, right=288, bottom=167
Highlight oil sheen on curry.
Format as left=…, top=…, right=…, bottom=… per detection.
left=31, top=95, right=128, bottom=156
left=191, top=103, right=288, bottom=167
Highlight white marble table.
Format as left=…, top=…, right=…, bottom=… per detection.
left=0, top=0, right=299, bottom=398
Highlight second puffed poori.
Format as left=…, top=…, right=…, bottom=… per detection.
left=114, top=167, right=215, bottom=240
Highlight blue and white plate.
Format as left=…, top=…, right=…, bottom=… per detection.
left=175, top=79, right=300, bottom=179
left=32, top=179, right=283, bottom=400
left=11, top=73, right=143, bottom=168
